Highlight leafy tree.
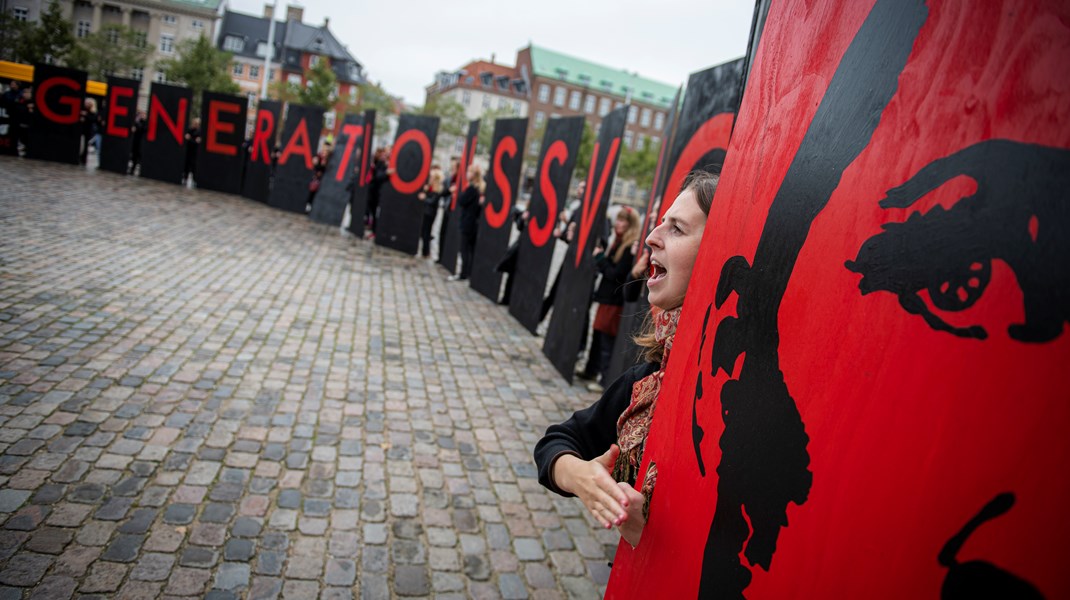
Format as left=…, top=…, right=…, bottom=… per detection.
left=156, top=34, right=240, bottom=115
left=0, top=12, right=28, bottom=62
left=67, top=24, right=151, bottom=81
left=354, top=81, right=396, bottom=116
left=11, top=0, right=76, bottom=66
left=572, top=120, right=595, bottom=182
left=420, top=94, right=465, bottom=137
left=475, top=106, right=516, bottom=156
left=617, top=136, right=660, bottom=193
left=297, top=57, right=336, bottom=110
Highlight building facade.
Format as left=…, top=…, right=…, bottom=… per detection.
left=424, top=58, right=528, bottom=165
left=8, top=0, right=225, bottom=107
left=516, top=44, right=676, bottom=208
left=216, top=4, right=366, bottom=134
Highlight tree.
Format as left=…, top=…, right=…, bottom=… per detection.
left=156, top=34, right=240, bottom=115
left=0, top=12, right=29, bottom=63
left=12, top=0, right=76, bottom=66
left=420, top=94, right=466, bottom=137
left=297, top=58, right=336, bottom=110
left=572, top=121, right=595, bottom=182
left=475, top=106, right=516, bottom=155
left=354, top=81, right=396, bottom=115
left=67, top=24, right=151, bottom=81
left=617, top=137, right=660, bottom=193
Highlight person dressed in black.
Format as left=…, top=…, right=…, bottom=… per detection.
left=449, top=163, right=485, bottom=281
left=577, top=206, right=642, bottom=392
left=129, top=111, right=147, bottom=175
left=438, top=156, right=460, bottom=259
left=365, top=147, right=391, bottom=238
left=79, top=98, right=101, bottom=165
left=418, top=165, right=445, bottom=258
left=495, top=205, right=531, bottom=305
left=183, top=118, right=202, bottom=186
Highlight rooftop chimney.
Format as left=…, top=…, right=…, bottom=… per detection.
left=490, top=53, right=495, bottom=64
left=263, top=3, right=273, bottom=18
left=286, top=4, right=303, bottom=22
left=323, top=16, right=329, bottom=28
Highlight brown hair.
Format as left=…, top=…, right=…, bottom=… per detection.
left=467, top=163, right=486, bottom=194
left=633, top=170, right=719, bottom=364
left=612, top=206, right=642, bottom=263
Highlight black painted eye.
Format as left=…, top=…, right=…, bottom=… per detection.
left=928, top=260, right=990, bottom=312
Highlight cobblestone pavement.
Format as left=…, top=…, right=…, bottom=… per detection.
left=0, top=156, right=617, bottom=599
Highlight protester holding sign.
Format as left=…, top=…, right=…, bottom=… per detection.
left=449, top=163, right=486, bottom=281
left=534, top=171, right=717, bottom=548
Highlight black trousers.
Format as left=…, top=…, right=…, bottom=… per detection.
left=420, top=213, right=435, bottom=257
left=459, top=231, right=476, bottom=279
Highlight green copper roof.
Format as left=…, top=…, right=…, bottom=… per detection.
left=528, top=44, right=677, bottom=108
left=164, top=0, right=223, bottom=11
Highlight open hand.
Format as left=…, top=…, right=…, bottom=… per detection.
left=553, top=445, right=629, bottom=529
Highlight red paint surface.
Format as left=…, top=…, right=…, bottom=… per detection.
left=147, top=94, right=187, bottom=143
left=250, top=108, right=274, bottom=164
left=35, top=77, right=81, bottom=125
left=279, top=118, right=313, bottom=169
left=658, top=113, right=734, bottom=224
left=388, top=129, right=431, bottom=195
left=485, top=135, right=518, bottom=229
left=575, top=138, right=621, bottom=267
left=529, top=140, right=568, bottom=248
left=335, top=123, right=364, bottom=182
left=105, top=85, right=134, bottom=137
left=607, top=1, right=1070, bottom=598
left=205, top=100, right=240, bottom=156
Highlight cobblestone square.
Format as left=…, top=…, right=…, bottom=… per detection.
left=0, top=156, right=615, bottom=599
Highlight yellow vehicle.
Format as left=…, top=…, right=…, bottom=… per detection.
left=0, top=60, right=108, bottom=97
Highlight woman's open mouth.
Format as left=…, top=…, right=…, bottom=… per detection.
left=648, top=259, right=667, bottom=285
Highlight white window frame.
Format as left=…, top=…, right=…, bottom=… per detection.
left=223, top=35, right=244, bottom=52
left=598, top=97, right=610, bottom=117
left=191, top=19, right=204, bottom=30
left=461, top=90, right=471, bottom=106
left=640, top=108, right=652, bottom=127
left=12, top=7, right=28, bottom=22
left=623, top=130, right=634, bottom=149
left=534, top=111, right=545, bottom=127
left=154, top=70, right=167, bottom=83
left=249, top=65, right=260, bottom=78
left=482, top=95, right=491, bottom=109
left=568, top=90, right=580, bottom=110
left=654, top=112, right=664, bottom=130
left=232, top=63, right=243, bottom=76
left=537, top=84, right=549, bottom=103
left=161, top=13, right=176, bottom=25
left=76, top=20, right=91, bottom=38
left=627, top=105, right=637, bottom=124
left=553, top=86, right=565, bottom=107
left=131, top=67, right=144, bottom=81
left=159, top=34, right=174, bottom=54
left=583, top=95, right=595, bottom=114
left=309, top=54, right=320, bottom=68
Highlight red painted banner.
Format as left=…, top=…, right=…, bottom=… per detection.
left=608, top=0, right=1070, bottom=598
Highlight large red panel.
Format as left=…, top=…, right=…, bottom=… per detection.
left=608, top=0, right=1070, bottom=597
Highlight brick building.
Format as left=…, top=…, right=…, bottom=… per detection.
left=516, top=44, right=675, bottom=160
left=216, top=4, right=365, bottom=133
left=424, top=57, right=528, bottom=163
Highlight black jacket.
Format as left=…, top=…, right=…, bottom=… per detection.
left=534, top=361, right=659, bottom=495
left=592, top=244, right=635, bottom=306
left=458, top=185, right=481, bottom=237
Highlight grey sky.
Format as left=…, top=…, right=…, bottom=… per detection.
left=226, top=0, right=757, bottom=105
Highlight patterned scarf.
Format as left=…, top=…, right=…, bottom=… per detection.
left=611, top=306, right=681, bottom=518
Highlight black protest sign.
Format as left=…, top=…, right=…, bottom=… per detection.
left=28, top=64, right=86, bottom=164
left=99, top=76, right=139, bottom=174
left=507, top=116, right=584, bottom=334
left=346, top=110, right=376, bottom=237
left=140, top=83, right=191, bottom=185
left=310, top=112, right=365, bottom=226
left=195, top=91, right=247, bottom=195
left=376, top=114, right=439, bottom=255
left=608, top=61, right=744, bottom=383
left=267, top=103, right=324, bottom=213
left=241, top=100, right=281, bottom=203
left=470, top=117, right=528, bottom=302
left=543, top=107, right=627, bottom=381
left=440, top=120, right=480, bottom=273
left=605, top=87, right=682, bottom=383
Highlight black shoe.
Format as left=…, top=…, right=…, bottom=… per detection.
left=574, top=371, right=596, bottom=382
